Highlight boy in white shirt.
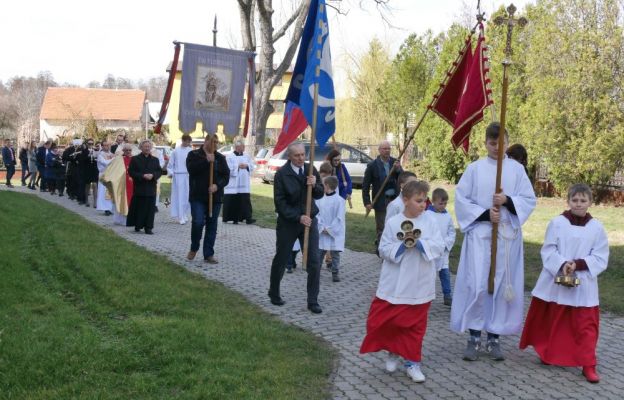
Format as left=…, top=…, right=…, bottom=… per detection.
left=317, top=176, right=346, bottom=282
left=385, top=171, right=418, bottom=223
left=426, top=188, right=456, bottom=306
left=360, top=180, right=445, bottom=383
left=520, top=184, right=609, bottom=383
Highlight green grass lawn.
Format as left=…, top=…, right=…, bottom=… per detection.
left=0, top=192, right=335, bottom=399
left=249, top=181, right=624, bottom=314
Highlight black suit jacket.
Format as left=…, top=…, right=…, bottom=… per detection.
left=362, top=156, right=402, bottom=211
left=273, top=161, right=324, bottom=223
left=128, top=153, right=163, bottom=197
left=36, top=146, right=47, bottom=168
left=186, top=149, right=230, bottom=203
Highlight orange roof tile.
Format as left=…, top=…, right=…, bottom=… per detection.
left=40, top=87, right=146, bottom=121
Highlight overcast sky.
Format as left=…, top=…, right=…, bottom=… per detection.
left=1, top=0, right=533, bottom=94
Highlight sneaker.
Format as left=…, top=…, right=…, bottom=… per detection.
left=204, top=256, right=218, bottom=264
left=385, top=353, right=399, bottom=373
left=406, top=364, right=425, bottom=383
left=486, top=338, right=505, bottom=361
left=443, top=296, right=452, bottom=306
left=463, top=337, right=480, bottom=361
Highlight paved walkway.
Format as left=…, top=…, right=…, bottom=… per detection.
left=5, top=185, right=624, bottom=400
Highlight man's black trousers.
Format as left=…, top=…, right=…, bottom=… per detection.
left=269, top=216, right=321, bottom=305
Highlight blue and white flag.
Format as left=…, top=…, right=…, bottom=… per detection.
left=285, top=0, right=335, bottom=147
left=179, top=43, right=255, bottom=136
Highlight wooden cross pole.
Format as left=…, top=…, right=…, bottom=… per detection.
left=208, top=135, right=216, bottom=218
left=488, top=4, right=528, bottom=294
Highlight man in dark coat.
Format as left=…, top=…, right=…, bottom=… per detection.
left=77, top=138, right=99, bottom=207
left=268, top=143, right=325, bottom=314
left=362, top=140, right=403, bottom=251
left=126, top=140, right=162, bottom=234
left=2, top=139, right=16, bottom=187
left=62, top=141, right=79, bottom=200
left=36, top=140, right=51, bottom=191
left=186, top=134, right=230, bottom=264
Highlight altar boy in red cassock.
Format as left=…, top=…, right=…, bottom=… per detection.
left=360, top=180, right=445, bottom=383
left=520, top=183, right=609, bottom=383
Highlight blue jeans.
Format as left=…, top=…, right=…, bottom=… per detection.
left=439, top=268, right=452, bottom=297
left=190, top=201, right=222, bottom=259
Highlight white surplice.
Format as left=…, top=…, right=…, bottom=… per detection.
left=96, top=150, right=114, bottom=211
left=450, top=156, right=536, bottom=335
left=426, top=209, right=456, bottom=271
left=317, top=192, right=346, bottom=251
left=224, top=153, right=255, bottom=194
left=532, top=215, right=609, bottom=307
left=385, top=194, right=404, bottom=223
left=166, top=146, right=192, bottom=222
left=377, top=211, right=445, bottom=305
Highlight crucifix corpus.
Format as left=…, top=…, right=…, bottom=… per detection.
left=488, top=4, right=528, bottom=294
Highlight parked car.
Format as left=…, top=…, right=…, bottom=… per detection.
left=254, top=146, right=274, bottom=178
left=263, top=141, right=373, bottom=187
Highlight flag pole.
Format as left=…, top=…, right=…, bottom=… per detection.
left=365, top=29, right=477, bottom=218
left=302, top=79, right=320, bottom=270
left=489, top=4, right=527, bottom=294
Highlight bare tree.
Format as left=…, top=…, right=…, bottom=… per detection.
left=238, top=0, right=310, bottom=148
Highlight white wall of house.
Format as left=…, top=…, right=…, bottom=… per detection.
left=39, top=119, right=143, bottom=141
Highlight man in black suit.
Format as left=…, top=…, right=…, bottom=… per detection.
left=362, top=140, right=403, bottom=251
left=268, top=143, right=324, bottom=314
left=126, top=140, right=162, bottom=234
left=186, top=134, right=230, bottom=264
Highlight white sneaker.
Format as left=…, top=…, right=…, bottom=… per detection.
left=179, top=219, right=187, bottom=225
left=406, top=364, right=425, bottom=383
left=385, top=353, right=399, bottom=372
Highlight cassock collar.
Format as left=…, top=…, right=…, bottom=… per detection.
left=234, top=151, right=243, bottom=156
left=426, top=205, right=447, bottom=213
left=562, top=210, right=593, bottom=226
left=326, top=191, right=336, bottom=197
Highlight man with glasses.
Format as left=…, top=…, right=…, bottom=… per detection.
left=362, top=140, right=403, bottom=254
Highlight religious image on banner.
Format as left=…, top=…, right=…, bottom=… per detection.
left=179, top=43, right=255, bottom=135
left=195, top=67, right=231, bottom=112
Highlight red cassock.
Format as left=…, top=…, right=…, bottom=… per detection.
left=520, top=297, right=599, bottom=367
left=360, top=297, right=430, bottom=362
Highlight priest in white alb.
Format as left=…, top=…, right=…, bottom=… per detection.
left=450, top=122, right=536, bottom=362
left=166, top=134, right=192, bottom=224
left=222, top=140, right=256, bottom=224
left=96, top=141, right=115, bottom=215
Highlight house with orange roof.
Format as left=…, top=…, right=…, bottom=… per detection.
left=39, top=87, right=146, bottom=141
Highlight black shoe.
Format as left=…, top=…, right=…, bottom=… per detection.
left=233, top=221, right=238, bottom=225
left=104, top=210, right=112, bottom=216
left=307, top=304, right=323, bottom=314
left=21, top=182, right=26, bottom=186
left=246, top=219, right=256, bottom=224
left=78, top=201, right=85, bottom=205
left=154, top=207, right=159, bottom=213
left=145, top=229, right=153, bottom=235
left=58, top=193, right=64, bottom=197
left=332, top=273, right=341, bottom=282
left=134, top=227, right=141, bottom=232
left=286, top=267, right=293, bottom=274
left=270, top=297, right=286, bottom=306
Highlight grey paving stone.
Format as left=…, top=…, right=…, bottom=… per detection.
left=8, top=185, right=624, bottom=400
